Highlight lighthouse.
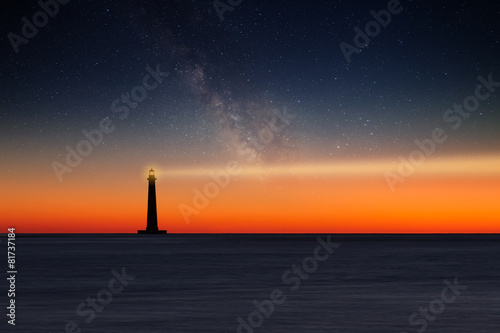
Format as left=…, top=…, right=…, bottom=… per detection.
left=138, top=169, right=167, bottom=234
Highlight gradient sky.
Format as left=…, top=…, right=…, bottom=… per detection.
left=1, top=0, right=499, bottom=233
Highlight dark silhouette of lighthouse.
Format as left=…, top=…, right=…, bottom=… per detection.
left=138, top=169, right=167, bottom=234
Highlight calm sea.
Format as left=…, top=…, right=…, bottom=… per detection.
left=5, top=234, right=500, bottom=332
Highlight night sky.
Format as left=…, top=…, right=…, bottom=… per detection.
left=1, top=1, right=499, bottom=232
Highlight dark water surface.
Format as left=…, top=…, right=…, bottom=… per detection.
left=6, top=234, right=500, bottom=332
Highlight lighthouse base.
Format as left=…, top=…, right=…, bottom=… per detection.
left=137, top=229, right=167, bottom=234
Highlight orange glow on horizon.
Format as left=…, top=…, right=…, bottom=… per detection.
left=2, top=154, right=499, bottom=233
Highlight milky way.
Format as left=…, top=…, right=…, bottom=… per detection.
left=1, top=1, right=499, bottom=183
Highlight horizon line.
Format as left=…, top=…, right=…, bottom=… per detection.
left=5, top=232, right=500, bottom=235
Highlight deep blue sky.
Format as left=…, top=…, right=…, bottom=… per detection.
left=1, top=0, right=499, bottom=174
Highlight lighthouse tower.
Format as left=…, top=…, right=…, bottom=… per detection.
left=138, top=169, right=167, bottom=234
